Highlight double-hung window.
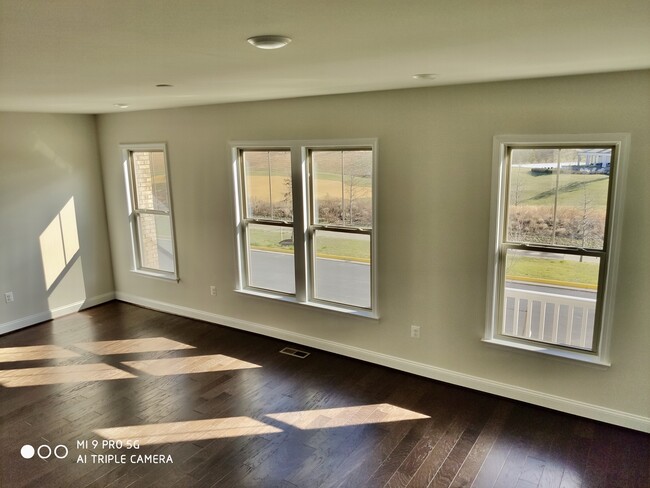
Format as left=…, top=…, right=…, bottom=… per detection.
left=233, top=140, right=377, bottom=317
left=122, top=143, right=178, bottom=280
left=485, top=134, right=629, bottom=363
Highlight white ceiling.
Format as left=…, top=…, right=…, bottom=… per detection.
left=1, top=0, right=649, bottom=114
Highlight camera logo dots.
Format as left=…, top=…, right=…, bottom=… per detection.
left=20, top=445, right=35, bottom=459
left=20, top=443, right=68, bottom=460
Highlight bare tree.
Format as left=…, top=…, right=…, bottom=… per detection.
left=575, top=182, right=600, bottom=257
left=343, top=153, right=372, bottom=227
left=345, top=166, right=371, bottom=226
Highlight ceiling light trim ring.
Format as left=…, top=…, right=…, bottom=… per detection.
left=247, top=35, right=292, bottom=50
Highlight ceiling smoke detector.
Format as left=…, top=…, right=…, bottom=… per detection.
left=247, top=35, right=292, bottom=50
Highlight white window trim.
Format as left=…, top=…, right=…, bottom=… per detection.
left=121, top=143, right=179, bottom=281
left=230, top=139, right=379, bottom=319
left=484, top=133, right=629, bottom=365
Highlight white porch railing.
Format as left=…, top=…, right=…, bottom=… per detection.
left=504, top=287, right=597, bottom=349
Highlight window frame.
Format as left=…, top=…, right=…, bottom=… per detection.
left=483, top=133, right=630, bottom=366
left=121, top=143, right=179, bottom=281
left=231, top=139, right=378, bottom=318
left=484, top=134, right=629, bottom=365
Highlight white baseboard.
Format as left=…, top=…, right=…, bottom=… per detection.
left=0, top=292, right=116, bottom=336
left=116, top=292, right=648, bottom=432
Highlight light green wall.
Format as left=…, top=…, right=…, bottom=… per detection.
left=0, top=113, right=114, bottom=329
left=105, top=70, right=650, bottom=424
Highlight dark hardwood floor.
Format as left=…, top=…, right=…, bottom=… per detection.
left=0, top=301, right=648, bottom=487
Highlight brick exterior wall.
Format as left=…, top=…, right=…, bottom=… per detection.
left=133, top=151, right=160, bottom=269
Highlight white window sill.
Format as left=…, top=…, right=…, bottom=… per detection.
left=482, top=337, right=611, bottom=367
left=130, top=269, right=179, bottom=282
left=235, top=288, right=379, bottom=320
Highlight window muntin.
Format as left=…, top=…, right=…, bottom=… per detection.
left=233, top=141, right=377, bottom=317
left=123, top=146, right=177, bottom=279
left=486, top=135, right=628, bottom=363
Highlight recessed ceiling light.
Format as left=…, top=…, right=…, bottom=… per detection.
left=412, top=73, right=438, bottom=80
left=114, top=103, right=129, bottom=109
left=155, top=83, right=174, bottom=88
left=247, top=35, right=292, bottom=50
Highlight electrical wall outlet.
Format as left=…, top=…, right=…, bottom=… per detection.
left=410, top=324, right=420, bottom=338
left=5, top=292, right=14, bottom=303
left=210, top=286, right=217, bottom=296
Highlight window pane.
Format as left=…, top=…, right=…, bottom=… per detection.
left=507, top=148, right=611, bottom=249
left=503, top=248, right=600, bottom=349
left=247, top=223, right=295, bottom=294
left=136, top=214, right=175, bottom=273
left=132, top=151, right=169, bottom=212
left=555, top=149, right=610, bottom=249
left=312, top=150, right=372, bottom=228
left=313, top=230, right=370, bottom=308
left=243, top=151, right=292, bottom=221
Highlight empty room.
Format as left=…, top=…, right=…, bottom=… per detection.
left=1, top=1, right=649, bottom=487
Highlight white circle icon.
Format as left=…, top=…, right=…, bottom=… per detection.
left=20, top=445, right=35, bottom=459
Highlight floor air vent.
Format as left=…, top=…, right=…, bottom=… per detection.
left=279, top=347, right=310, bottom=358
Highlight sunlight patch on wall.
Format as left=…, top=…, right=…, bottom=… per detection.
left=34, top=139, right=73, bottom=172
left=121, top=354, right=261, bottom=376
left=0, top=345, right=79, bottom=363
left=74, top=337, right=195, bottom=355
left=265, top=403, right=429, bottom=430
left=0, top=363, right=135, bottom=387
left=94, top=417, right=282, bottom=446
left=39, top=197, right=80, bottom=290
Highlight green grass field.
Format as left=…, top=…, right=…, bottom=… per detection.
left=243, top=168, right=606, bottom=286
left=510, top=170, right=609, bottom=208
left=506, top=255, right=599, bottom=288
left=248, top=227, right=370, bottom=262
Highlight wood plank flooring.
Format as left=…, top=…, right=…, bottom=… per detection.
left=0, top=301, right=648, bottom=487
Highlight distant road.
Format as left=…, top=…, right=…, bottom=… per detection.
left=506, top=280, right=596, bottom=300
left=249, top=250, right=370, bottom=308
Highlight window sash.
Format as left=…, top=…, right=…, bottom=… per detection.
left=130, top=150, right=169, bottom=212
left=241, top=220, right=295, bottom=295
left=502, top=145, right=616, bottom=253
left=240, top=149, right=293, bottom=223
left=307, top=148, right=373, bottom=231
left=496, top=243, right=607, bottom=351
left=306, top=226, right=373, bottom=309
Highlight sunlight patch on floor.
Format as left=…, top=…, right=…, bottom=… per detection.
left=94, top=417, right=282, bottom=445
left=74, top=337, right=195, bottom=355
left=265, top=403, right=429, bottom=430
left=122, top=354, right=261, bottom=376
left=0, top=345, right=79, bottom=363
left=0, top=363, right=135, bottom=387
